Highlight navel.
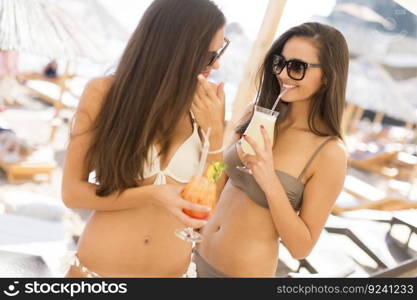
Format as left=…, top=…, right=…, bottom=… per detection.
left=143, top=235, right=152, bottom=244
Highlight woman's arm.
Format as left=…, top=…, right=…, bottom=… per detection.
left=62, top=77, right=152, bottom=211
left=242, top=129, right=347, bottom=259
left=191, top=76, right=225, bottom=195
left=265, top=140, right=347, bottom=259
left=61, top=77, right=210, bottom=228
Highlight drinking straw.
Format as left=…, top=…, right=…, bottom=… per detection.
left=196, top=127, right=212, bottom=178
left=270, top=90, right=286, bottom=113
left=270, top=79, right=287, bottom=114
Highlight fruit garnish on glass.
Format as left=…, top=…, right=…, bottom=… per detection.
left=182, top=162, right=228, bottom=221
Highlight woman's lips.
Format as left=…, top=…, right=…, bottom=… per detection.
left=283, top=83, right=297, bottom=89
left=282, top=83, right=297, bottom=93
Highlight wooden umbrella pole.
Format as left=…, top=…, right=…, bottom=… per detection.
left=224, top=0, right=287, bottom=145
left=373, top=111, right=384, bottom=126
left=349, top=105, right=364, bottom=134
left=54, top=60, right=71, bottom=117
left=342, top=103, right=356, bottom=136
left=50, top=60, right=70, bottom=143
left=408, top=164, right=417, bottom=198
left=404, top=122, right=413, bottom=131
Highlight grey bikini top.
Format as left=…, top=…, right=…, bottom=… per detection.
left=224, top=137, right=335, bottom=211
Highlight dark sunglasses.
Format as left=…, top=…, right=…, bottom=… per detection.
left=272, top=54, right=321, bottom=80
left=207, top=37, right=230, bottom=67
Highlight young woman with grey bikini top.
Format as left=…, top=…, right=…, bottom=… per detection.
left=195, top=22, right=349, bottom=277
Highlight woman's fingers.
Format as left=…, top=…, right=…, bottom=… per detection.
left=195, top=81, right=206, bottom=101
left=176, top=199, right=209, bottom=229
left=178, top=213, right=208, bottom=229
left=197, top=74, right=217, bottom=99
left=217, top=82, right=226, bottom=119
left=191, top=102, right=199, bottom=116
left=192, top=91, right=203, bottom=109
left=260, top=125, right=272, bottom=150
left=217, top=82, right=225, bottom=103
left=180, top=199, right=211, bottom=212
left=242, top=134, right=262, bottom=156
left=242, top=153, right=258, bottom=169
left=175, top=184, right=186, bottom=193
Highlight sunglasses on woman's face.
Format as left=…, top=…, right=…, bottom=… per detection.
left=272, top=54, right=321, bottom=81
left=207, top=37, right=230, bottom=67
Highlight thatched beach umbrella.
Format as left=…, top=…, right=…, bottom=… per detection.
left=347, top=57, right=416, bottom=124
left=0, top=0, right=126, bottom=137
left=59, top=0, right=130, bottom=43
left=0, top=0, right=109, bottom=62
left=398, top=77, right=417, bottom=109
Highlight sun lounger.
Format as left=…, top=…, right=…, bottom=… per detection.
left=343, top=174, right=387, bottom=202
left=25, top=79, right=79, bottom=109
left=0, top=213, right=69, bottom=277
left=0, top=250, right=51, bottom=277
left=292, top=231, right=357, bottom=277
left=0, top=147, right=56, bottom=183
left=325, top=215, right=412, bottom=272
left=335, top=209, right=393, bottom=223
left=350, top=151, right=417, bottom=182
left=349, top=151, right=399, bottom=178
left=334, top=174, right=417, bottom=213
left=388, top=210, right=417, bottom=252
left=371, top=257, right=417, bottom=277
left=275, top=258, right=296, bottom=278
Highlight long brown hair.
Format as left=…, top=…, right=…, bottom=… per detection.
left=83, top=0, right=225, bottom=196
left=237, top=22, right=349, bottom=142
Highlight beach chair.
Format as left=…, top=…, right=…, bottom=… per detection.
left=0, top=147, right=56, bottom=183
left=335, top=209, right=394, bottom=223
left=324, top=215, right=412, bottom=273
left=0, top=250, right=51, bottom=277
left=289, top=231, right=358, bottom=277
left=371, top=257, right=417, bottom=277
left=388, top=209, right=417, bottom=254
left=23, top=76, right=79, bottom=110
left=275, top=258, right=296, bottom=278
left=0, top=213, right=69, bottom=277
left=349, top=151, right=399, bottom=178
left=349, top=151, right=417, bottom=182
left=332, top=174, right=417, bottom=214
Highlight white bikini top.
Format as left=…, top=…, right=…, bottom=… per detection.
left=141, top=110, right=202, bottom=185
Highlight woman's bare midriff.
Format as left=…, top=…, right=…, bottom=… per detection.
left=73, top=177, right=192, bottom=278
left=197, top=182, right=280, bottom=277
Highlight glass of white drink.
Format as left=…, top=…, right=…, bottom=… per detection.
left=236, top=105, right=279, bottom=174
left=240, top=105, right=279, bottom=155
left=237, top=77, right=285, bottom=174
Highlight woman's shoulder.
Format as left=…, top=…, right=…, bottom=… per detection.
left=84, top=76, right=114, bottom=97
left=317, top=136, right=348, bottom=166
left=77, top=76, right=114, bottom=116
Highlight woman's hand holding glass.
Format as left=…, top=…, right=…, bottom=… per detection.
left=241, top=126, right=278, bottom=195
left=150, top=184, right=210, bottom=229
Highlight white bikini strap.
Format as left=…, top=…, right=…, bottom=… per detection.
left=189, top=109, right=196, bottom=124
left=189, top=110, right=199, bottom=133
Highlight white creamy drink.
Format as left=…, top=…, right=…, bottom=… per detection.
left=241, top=106, right=279, bottom=155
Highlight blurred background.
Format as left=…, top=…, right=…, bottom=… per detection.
left=0, top=0, right=416, bottom=277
